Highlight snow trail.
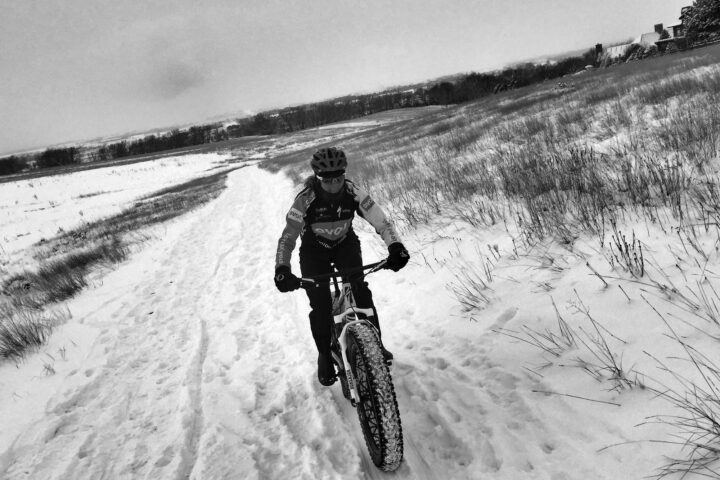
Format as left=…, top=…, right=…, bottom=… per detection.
left=1, top=165, right=670, bottom=479
left=1, top=167, right=358, bottom=479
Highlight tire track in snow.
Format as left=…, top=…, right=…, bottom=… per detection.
left=179, top=166, right=366, bottom=480
left=0, top=169, right=266, bottom=479
left=176, top=315, right=209, bottom=480
left=210, top=244, right=236, bottom=279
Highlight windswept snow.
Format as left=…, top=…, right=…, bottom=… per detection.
left=0, top=163, right=709, bottom=479
left=0, top=153, right=230, bottom=274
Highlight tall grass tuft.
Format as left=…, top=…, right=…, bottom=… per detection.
left=5, top=239, right=129, bottom=308
left=634, top=66, right=720, bottom=105
left=644, top=301, right=720, bottom=478
left=1, top=167, right=239, bottom=361
left=255, top=44, right=720, bottom=475
left=0, top=304, right=65, bottom=360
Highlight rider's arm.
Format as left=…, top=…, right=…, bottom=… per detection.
left=348, top=181, right=401, bottom=247
left=275, top=187, right=313, bottom=269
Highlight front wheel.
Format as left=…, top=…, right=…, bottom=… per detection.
left=346, top=323, right=403, bottom=471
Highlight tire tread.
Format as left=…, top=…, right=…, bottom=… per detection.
left=348, top=323, right=403, bottom=471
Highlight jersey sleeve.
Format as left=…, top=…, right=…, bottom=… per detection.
left=275, top=191, right=309, bottom=269
left=351, top=183, right=401, bottom=247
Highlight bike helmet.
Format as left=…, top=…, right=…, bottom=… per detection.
left=311, top=147, right=347, bottom=177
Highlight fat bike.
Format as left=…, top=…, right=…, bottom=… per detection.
left=300, top=260, right=404, bottom=472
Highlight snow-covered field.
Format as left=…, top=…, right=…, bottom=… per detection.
left=0, top=152, right=716, bottom=479
left=0, top=153, right=231, bottom=275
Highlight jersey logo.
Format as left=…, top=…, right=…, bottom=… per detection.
left=361, top=196, right=375, bottom=211
left=312, top=221, right=350, bottom=239
left=288, top=207, right=303, bottom=223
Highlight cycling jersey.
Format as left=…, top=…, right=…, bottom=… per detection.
left=276, top=177, right=401, bottom=269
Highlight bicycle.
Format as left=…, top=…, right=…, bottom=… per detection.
left=300, top=260, right=404, bottom=472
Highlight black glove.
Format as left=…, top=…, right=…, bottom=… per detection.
left=274, top=266, right=300, bottom=292
left=387, top=242, right=410, bottom=272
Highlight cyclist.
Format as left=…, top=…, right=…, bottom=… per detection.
left=274, top=147, right=410, bottom=386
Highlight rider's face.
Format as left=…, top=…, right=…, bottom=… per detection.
left=318, top=174, right=345, bottom=194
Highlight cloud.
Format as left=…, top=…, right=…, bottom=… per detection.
left=91, top=14, right=212, bottom=103
left=145, top=60, right=207, bottom=100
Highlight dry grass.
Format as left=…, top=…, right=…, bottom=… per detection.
left=0, top=167, right=241, bottom=361
left=0, top=304, right=65, bottom=360
left=498, top=293, right=642, bottom=393
left=4, top=238, right=129, bottom=308
left=35, top=168, right=237, bottom=259
left=258, top=44, right=720, bottom=262
left=644, top=301, right=720, bottom=478
left=258, top=44, right=720, bottom=476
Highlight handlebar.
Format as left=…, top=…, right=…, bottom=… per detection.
left=299, top=259, right=388, bottom=288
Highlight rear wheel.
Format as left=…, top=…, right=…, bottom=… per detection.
left=346, top=323, right=403, bottom=471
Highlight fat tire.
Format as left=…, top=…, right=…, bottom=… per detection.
left=347, top=323, right=403, bottom=471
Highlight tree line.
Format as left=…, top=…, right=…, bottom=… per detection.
left=0, top=147, right=81, bottom=176
left=0, top=43, right=635, bottom=177
left=230, top=48, right=597, bottom=135
left=95, top=124, right=229, bottom=161
left=0, top=127, right=229, bottom=176
left=426, top=49, right=597, bottom=105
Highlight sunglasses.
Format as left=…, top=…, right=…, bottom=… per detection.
left=318, top=174, right=345, bottom=185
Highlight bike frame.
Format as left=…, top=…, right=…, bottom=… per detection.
left=301, top=260, right=387, bottom=406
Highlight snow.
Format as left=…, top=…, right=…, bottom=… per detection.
left=0, top=158, right=716, bottom=478
left=0, top=153, right=230, bottom=275
left=316, top=120, right=382, bottom=130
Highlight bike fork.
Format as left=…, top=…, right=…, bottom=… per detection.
left=333, top=308, right=375, bottom=407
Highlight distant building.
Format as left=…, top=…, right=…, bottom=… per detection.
left=654, top=16, right=690, bottom=51
left=667, top=23, right=685, bottom=38
left=597, top=6, right=691, bottom=61
left=635, top=30, right=661, bottom=47
left=604, top=42, right=634, bottom=59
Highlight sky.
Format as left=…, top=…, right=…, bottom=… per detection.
left=0, top=0, right=691, bottom=155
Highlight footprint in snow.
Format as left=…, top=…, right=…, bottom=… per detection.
left=154, top=446, right=174, bottom=467
left=490, top=306, right=518, bottom=329
left=425, top=356, right=449, bottom=370
left=541, top=442, right=556, bottom=454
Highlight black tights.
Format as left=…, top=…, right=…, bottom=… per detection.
left=300, top=233, right=378, bottom=355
